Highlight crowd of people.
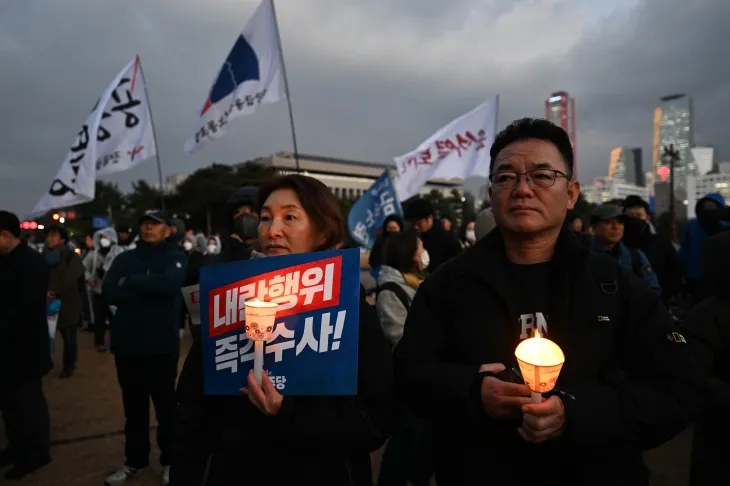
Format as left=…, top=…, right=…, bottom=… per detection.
left=0, top=117, right=729, bottom=485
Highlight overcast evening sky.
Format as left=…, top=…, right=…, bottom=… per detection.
left=1, top=0, right=728, bottom=216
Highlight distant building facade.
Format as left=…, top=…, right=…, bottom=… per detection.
left=583, top=177, right=650, bottom=205
left=164, top=152, right=462, bottom=200
left=608, top=146, right=644, bottom=186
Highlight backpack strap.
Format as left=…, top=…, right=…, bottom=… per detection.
left=376, top=281, right=411, bottom=311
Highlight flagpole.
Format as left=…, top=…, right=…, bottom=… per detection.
left=494, top=94, right=500, bottom=129
left=136, top=55, right=166, bottom=210
left=270, top=0, right=301, bottom=173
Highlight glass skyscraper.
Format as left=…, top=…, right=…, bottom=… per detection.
left=652, top=94, right=693, bottom=190
left=609, top=146, right=644, bottom=186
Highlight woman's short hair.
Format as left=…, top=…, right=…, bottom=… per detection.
left=383, top=229, right=420, bottom=274
left=257, top=174, right=345, bottom=250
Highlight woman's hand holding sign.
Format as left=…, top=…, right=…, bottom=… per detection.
left=241, top=370, right=283, bottom=416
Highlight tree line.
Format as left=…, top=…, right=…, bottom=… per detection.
left=43, top=160, right=676, bottom=241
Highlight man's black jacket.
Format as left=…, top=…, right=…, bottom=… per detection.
left=394, top=227, right=703, bottom=485
left=0, top=242, right=51, bottom=390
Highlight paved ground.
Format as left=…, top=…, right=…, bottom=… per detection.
left=0, top=329, right=692, bottom=486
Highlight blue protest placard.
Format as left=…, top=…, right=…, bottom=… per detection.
left=200, top=248, right=361, bottom=396
left=348, top=171, right=402, bottom=248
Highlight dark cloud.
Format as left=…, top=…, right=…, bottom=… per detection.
left=0, top=0, right=726, bottom=216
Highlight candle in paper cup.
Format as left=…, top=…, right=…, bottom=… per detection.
left=514, top=329, right=565, bottom=403
left=244, top=298, right=279, bottom=386
left=244, top=298, right=279, bottom=341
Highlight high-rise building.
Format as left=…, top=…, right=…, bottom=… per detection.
left=652, top=94, right=693, bottom=190
left=690, top=146, right=715, bottom=176
left=545, top=91, right=576, bottom=174
left=608, top=146, right=644, bottom=186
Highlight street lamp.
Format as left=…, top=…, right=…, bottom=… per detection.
left=662, top=144, right=681, bottom=242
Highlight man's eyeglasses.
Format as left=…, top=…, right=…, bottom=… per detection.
left=488, top=169, right=569, bottom=191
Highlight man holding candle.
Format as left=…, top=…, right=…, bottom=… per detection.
left=394, top=118, right=703, bottom=485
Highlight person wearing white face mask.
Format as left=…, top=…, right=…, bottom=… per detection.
left=204, top=237, right=220, bottom=256
left=179, top=235, right=204, bottom=337
left=374, top=229, right=433, bottom=486
left=81, top=227, right=125, bottom=352
left=460, top=220, right=477, bottom=249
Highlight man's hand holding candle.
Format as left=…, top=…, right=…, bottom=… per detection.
left=241, top=370, right=284, bottom=416
left=478, top=363, right=533, bottom=419
left=518, top=395, right=566, bottom=443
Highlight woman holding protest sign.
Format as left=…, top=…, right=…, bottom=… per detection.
left=171, top=175, right=394, bottom=486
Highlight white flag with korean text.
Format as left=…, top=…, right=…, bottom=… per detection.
left=184, top=0, right=286, bottom=154
left=28, top=57, right=156, bottom=219
left=94, top=56, right=157, bottom=177
left=393, top=97, right=499, bottom=201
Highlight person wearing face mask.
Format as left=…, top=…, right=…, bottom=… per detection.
left=171, top=175, right=394, bottom=486
left=82, top=227, right=125, bottom=352
left=43, top=225, right=84, bottom=378
left=202, top=237, right=218, bottom=255
left=460, top=220, right=477, bottom=248
left=204, top=185, right=261, bottom=266
left=181, top=236, right=203, bottom=276
left=179, top=235, right=204, bottom=337
left=621, top=196, right=681, bottom=306
left=375, top=233, right=432, bottom=486
left=679, top=193, right=730, bottom=303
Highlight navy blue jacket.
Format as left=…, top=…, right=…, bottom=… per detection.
left=103, top=240, right=187, bottom=356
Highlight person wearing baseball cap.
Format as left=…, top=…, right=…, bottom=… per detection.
left=0, top=210, right=52, bottom=479
left=102, top=208, right=187, bottom=485
left=589, top=204, right=661, bottom=295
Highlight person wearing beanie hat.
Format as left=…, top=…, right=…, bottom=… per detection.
left=0, top=210, right=53, bottom=479
left=403, top=198, right=462, bottom=272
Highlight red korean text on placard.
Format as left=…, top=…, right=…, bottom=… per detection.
left=190, top=290, right=200, bottom=305
left=207, top=256, right=343, bottom=338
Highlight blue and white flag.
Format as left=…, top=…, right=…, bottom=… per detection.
left=185, top=0, right=286, bottom=153
left=348, top=171, right=402, bottom=248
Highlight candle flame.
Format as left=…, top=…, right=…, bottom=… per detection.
left=534, top=328, right=541, bottom=339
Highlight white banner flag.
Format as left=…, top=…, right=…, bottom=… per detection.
left=94, top=56, right=157, bottom=177
left=393, top=97, right=499, bottom=201
left=184, top=0, right=286, bottom=154
left=29, top=58, right=151, bottom=219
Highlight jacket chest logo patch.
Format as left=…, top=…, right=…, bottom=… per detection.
left=598, top=315, right=611, bottom=322
left=666, top=332, right=686, bottom=344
